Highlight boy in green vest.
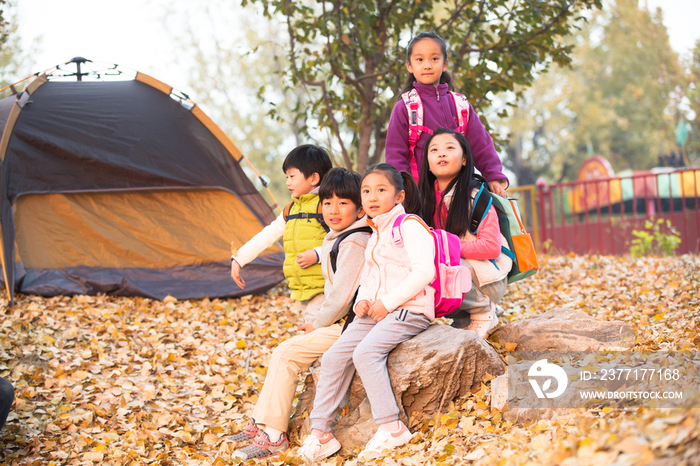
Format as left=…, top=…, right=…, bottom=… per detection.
left=231, top=144, right=333, bottom=311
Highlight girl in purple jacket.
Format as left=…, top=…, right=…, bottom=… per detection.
left=385, top=31, right=509, bottom=197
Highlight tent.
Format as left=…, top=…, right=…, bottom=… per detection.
left=0, top=59, right=284, bottom=305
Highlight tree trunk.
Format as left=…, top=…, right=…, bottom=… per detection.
left=356, top=82, right=375, bottom=173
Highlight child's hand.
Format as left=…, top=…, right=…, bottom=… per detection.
left=488, top=180, right=507, bottom=198
left=230, top=260, right=246, bottom=289
left=296, top=249, right=318, bottom=269
left=367, top=300, right=389, bottom=322
left=355, top=300, right=371, bottom=318
left=297, top=322, right=315, bottom=333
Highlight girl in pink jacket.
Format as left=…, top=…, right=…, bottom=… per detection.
left=419, top=128, right=512, bottom=338
left=299, top=164, right=435, bottom=462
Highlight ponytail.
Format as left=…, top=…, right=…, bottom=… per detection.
left=400, top=171, right=423, bottom=217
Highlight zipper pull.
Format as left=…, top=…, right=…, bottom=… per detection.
left=436, top=88, right=440, bottom=101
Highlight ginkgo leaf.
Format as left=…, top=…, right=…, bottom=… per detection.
left=0, top=256, right=697, bottom=465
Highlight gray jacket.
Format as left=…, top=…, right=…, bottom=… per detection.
left=311, top=217, right=370, bottom=329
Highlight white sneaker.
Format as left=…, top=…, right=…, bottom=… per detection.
left=298, top=434, right=341, bottom=462
left=358, top=423, right=413, bottom=460
left=466, top=309, right=499, bottom=338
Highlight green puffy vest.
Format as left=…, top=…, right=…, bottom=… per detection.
left=282, top=193, right=326, bottom=301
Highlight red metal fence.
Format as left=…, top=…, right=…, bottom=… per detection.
left=536, top=168, right=700, bottom=255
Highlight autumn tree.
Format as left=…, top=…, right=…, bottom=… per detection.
left=0, top=2, right=38, bottom=95
left=163, top=0, right=304, bottom=207
left=244, top=0, right=602, bottom=173
left=685, top=39, right=700, bottom=163
left=502, top=0, right=683, bottom=184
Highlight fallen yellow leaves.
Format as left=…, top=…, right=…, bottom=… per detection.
left=0, top=256, right=698, bottom=465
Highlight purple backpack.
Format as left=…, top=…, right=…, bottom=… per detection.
left=391, top=214, right=471, bottom=317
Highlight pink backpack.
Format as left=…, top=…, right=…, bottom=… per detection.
left=401, top=89, right=471, bottom=182
left=391, top=214, right=471, bottom=317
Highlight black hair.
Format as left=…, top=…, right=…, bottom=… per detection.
left=282, top=144, right=333, bottom=184
left=418, top=128, right=486, bottom=238
left=398, top=31, right=453, bottom=99
left=318, top=167, right=362, bottom=209
left=361, top=163, right=422, bottom=217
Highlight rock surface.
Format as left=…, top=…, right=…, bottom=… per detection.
left=491, top=308, right=635, bottom=352
left=491, top=308, right=636, bottom=422
left=292, top=324, right=506, bottom=451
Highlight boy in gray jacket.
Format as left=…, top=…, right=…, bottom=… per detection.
left=230, top=167, right=370, bottom=460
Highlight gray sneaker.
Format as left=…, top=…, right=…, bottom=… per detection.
left=225, top=418, right=260, bottom=444
left=233, top=431, right=289, bottom=460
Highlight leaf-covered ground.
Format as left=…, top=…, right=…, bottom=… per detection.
left=0, top=255, right=698, bottom=465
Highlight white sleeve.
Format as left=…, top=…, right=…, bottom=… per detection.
left=380, top=218, right=435, bottom=312
left=234, top=214, right=286, bottom=267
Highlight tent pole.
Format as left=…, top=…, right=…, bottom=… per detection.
left=241, top=154, right=281, bottom=214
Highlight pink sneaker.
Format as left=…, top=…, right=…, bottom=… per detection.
left=358, top=422, right=413, bottom=459
left=225, top=418, right=260, bottom=444
left=233, top=430, right=289, bottom=460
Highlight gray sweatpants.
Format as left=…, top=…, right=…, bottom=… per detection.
left=445, top=277, right=507, bottom=328
left=309, top=310, right=431, bottom=432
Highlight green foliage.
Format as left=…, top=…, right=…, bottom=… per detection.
left=162, top=0, right=300, bottom=207
left=501, top=0, right=683, bottom=185
left=243, top=0, right=602, bottom=172
left=0, top=4, right=37, bottom=99
left=0, top=0, right=8, bottom=50
left=685, top=39, right=700, bottom=164
left=629, top=218, right=681, bottom=258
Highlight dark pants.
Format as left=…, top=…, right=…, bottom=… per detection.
left=0, top=377, right=14, bottom=431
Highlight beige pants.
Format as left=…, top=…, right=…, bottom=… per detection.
left=252, top=323, right=343, bottom=432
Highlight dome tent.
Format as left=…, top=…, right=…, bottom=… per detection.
left=0, top=58, right=283, bottom=305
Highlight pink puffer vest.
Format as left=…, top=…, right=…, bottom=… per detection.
left=362, top=204, right=435, bottom=319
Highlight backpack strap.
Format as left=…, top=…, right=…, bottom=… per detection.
left=282, top=201, right=294, bottom=222
left=468, top=182, right=493, bottom=235
left=469, top=184, right=514, bottom=267
left=391, top=213, right=431, bottom=248
left=283, top=199, right=329, bottom=232
left=401, top=90, right=433, bottom=182
left=329, top=226, right=372, bottom=333
left=448, top=92, right=470, bottom=135
left=329, top=226, right=373, bottom=274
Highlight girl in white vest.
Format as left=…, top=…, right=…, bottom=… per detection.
left=298, top=164, right=435, bottom=461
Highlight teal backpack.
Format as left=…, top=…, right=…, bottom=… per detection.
left=470, top=184, right=539, bottom=284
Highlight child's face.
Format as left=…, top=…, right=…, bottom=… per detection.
left=406, top=38, right=448, bottom=87
left=427, top=133, right=466, bottom=189
left=361, top=172, right=405, bottom=218
left=321, top=195, right=364, bottom=231
left=285, top=168, right=319, bottom=198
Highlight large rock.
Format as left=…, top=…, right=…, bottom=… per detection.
left=491, top=308, right=636, bottom=423
left=291, top=324, right=506, bottom=451
left=491, top=308, right=635, bottom=352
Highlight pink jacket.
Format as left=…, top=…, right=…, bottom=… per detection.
left=355, top=204, right=436, bottom=320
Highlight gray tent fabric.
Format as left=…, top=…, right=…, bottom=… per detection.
left=0, top=70, right=284, bottom=304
